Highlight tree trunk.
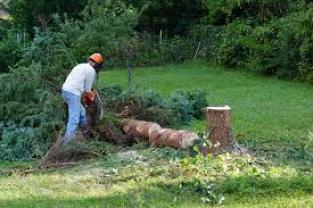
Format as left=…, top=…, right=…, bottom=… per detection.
left=122, top=119, right=198, bottom=149
left=203, top=106, right=237, bottom=154
left=149, top=129, right=198, bottom=149
left=122, top=119, right=162, bottom=140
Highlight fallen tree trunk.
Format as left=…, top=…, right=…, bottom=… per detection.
left=150, top=129, right=198, bottom=149
left=122, top=119, right=198, bottom=149
left=122, top=119, right=162, bottom=140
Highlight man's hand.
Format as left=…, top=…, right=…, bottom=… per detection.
left=83, top=90, right=97, bottom=106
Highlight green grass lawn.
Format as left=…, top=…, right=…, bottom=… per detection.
left=100, top=61, right=313, bottom=164
left=1, top=61, right=313, bottom=208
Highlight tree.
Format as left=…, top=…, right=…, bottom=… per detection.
left=202, top=0, right=290, bottom=26
left=136, top=0, right=205, bottom=36
left=8, top=0, right=88, bottom=33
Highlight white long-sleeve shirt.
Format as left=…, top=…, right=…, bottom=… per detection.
left=62, top=63, right=96, bottom=96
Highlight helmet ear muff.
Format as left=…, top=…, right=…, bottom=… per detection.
left=88, top=58, right=102, bottom=71
left=94, top=63, right=103, bottom=72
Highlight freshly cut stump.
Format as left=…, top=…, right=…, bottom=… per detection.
left=203, top=106, right=238, bottom=154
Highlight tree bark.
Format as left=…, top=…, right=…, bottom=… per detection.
left=122, top=119, right=162, bottom=140
left=122, top=119, right=198, bottom=149
left=203, top=106, right=237, bottom=154
left=149, top=129, right=198, bottom=149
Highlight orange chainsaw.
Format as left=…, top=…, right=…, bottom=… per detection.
left=82, top=89, right=103, bottom=126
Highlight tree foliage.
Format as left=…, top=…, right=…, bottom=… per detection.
left=8, top=0, right=88, bottom=32
left=202, top=0, right=291, bottom=25
left=0, top=31, right=70, bottom=160
left=137, top=0, right=205, bottom=36
left=193, top=0, right=313, bottom=82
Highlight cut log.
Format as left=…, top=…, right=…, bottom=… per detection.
left=122, top=119, right=162, bottom=140
left=122, top=119, right=198, bottom=149
left=203, top=106, right=237, bottom=154
left=149, top=129, right=198, bottom=149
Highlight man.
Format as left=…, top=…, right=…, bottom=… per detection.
left=61, top=53, right=104, bottom=144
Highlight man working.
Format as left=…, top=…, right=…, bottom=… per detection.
left=61, top=53, right=104, bottom=144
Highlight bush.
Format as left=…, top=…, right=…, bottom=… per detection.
left=58, top=1, right=194, bottom=68
left=189, top=24, right=222, bottom=59
left=128, top=34, right=195, bottom=67
left=0, top=29, right=25, bottom=73
left=194, top=1, right=313, bottom=83
left=67, top=0, right=139, bottom=67
left=0, top=65, right=64, bottom=160
left=215, top=21, right=252, bottom=67
left=98, top=85, right=208, bottom=126
left=0, top=28, right=71, bottom=161
left=202, top=0, right=290, bottom=26
left=19, top=28, right=77, bottom=86
left=244, top=24, right=280, bottom=75
left=245, top=6, right=313, bottom=81
left=0, top=127, right=45, bottom=161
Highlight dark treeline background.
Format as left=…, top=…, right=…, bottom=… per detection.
left=1, top=0, right=313, bottom=82
left=1, top=0, right=313, bottom=83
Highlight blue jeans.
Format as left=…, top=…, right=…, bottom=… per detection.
left=61, top=91, right=88, bottom=144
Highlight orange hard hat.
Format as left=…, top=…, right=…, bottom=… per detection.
left=89, top=53, right=104, bottom=65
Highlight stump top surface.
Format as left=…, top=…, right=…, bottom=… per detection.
left=205, top=106, right=231, bottom=111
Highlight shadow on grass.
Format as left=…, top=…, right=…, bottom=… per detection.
left=149, top=174, right=313, bottom=200
left=0, top=186, right=204, bottom=208
left=2, top=175, right=313, bottom=208
left=214, top=174, right=313, bottom=199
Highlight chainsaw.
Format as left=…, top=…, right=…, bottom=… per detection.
left=82, top=89, right=103, bottom=126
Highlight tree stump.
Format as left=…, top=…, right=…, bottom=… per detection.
left=203, top=106, right=237, bottom=154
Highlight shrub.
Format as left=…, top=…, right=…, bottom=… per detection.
left=0, top=64, right=64, bottom=160
left=195, top=1, right=313, bottom=82
left=19, top=28, right=77, bottom=86
left=245, top=6, right=313, bottom=81
left=0, top=28, right=71, bottom=160
left=98, top=85, right=208, bottom=126
left=215, top=21, right=252, bottom=67
left=202, top=0, right=290, bottom=25
left=0, top=127, right=45, bottom=161
left=71, top=0, right=139, bottom=67
left=189, top=24, right=222, bottom=59
left=0, top=29, right=25, bottom=73
left=244, top=24, right=280, bottom=75
left=107, top=33, right=195, bottom=68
